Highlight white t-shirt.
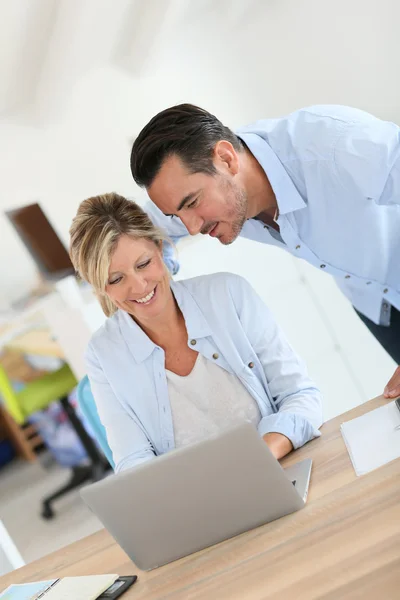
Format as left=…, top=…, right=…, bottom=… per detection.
left=166, top=353, right=261, bottom=448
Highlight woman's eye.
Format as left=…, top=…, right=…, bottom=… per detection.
left=109, top=277, right=122, bottom=285
left=137, top=259, right=151, bottom=270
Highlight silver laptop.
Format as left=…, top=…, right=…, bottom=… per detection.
left=81, top=422, right=312, bottom=571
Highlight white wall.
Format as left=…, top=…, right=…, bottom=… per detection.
left=0, top=0, right=397, bottom=417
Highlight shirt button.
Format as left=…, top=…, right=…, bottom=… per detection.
left=212, top=353, right=219, bottom=360
left=366, top=281, right=372, bottom=285
left=295, top=245, right=301, bottom=250
left=320, top=264, right=326, bottom=269
left=264, top=225, right=268, bottom=229
left=383, top=288, right=388, bottom=294
left=383, top=303, right=389, bottom=311
left=345, top=275, right=351, bottom=279
left=190, top=339, right=197, bottom=346
left=248, top=362, right=254, bottom=369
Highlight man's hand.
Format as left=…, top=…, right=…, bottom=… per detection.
left=262, top=432, right=293, bottom=460
left=384, top=366, right=400, bottom=399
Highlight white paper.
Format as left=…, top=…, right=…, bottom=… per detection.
left=41, top=575, right=118, bottom=600
left=341, top=401, right=400, bottom=476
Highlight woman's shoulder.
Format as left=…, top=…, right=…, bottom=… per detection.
left=87, top=310, right=124, bottom=353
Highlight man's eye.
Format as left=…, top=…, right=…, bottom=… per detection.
left=187, top=198, right=198, bottom=209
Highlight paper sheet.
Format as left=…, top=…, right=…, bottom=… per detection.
left=0, top=575, right=118, bottom=600
left=341, top=401, right=400, bottom=476
left=0, top=581, right=56, bottom=600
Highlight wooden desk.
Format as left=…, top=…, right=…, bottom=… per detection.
left=1, top=396, right=400, bottom=599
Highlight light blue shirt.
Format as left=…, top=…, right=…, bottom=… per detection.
left=152, top=106, right=400, bottom=325
left=144, top=201, right=184, bottom=275
left=86, top=273, right=322, bottom=473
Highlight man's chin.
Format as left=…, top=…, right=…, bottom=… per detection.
left=217, top=230, right=240, bottom=246
left=217, top=219, right=246, bottom=245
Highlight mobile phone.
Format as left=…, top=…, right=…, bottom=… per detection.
left=98, top=576, right=138, bottom=599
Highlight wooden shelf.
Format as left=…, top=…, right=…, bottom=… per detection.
left=0, top=349, right=45, bottom=462
left=0, top=405, right=42, bottom=462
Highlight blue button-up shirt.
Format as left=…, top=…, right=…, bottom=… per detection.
left=144, top=201, right=183, bottom=275
left=86, top=273, right=322, bottom=473
left=151, top=106, right=400, bottom=325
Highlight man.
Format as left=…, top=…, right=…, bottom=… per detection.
left=130, top=104, right=400, bottom=398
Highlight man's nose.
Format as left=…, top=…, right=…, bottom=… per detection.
left=180, top=213, right=203, bottom=236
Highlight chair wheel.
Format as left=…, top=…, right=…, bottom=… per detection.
left=41, top=505, right=55, bottom=520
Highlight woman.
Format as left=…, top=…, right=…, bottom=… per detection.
left=70, top=193, right=323, bottom=473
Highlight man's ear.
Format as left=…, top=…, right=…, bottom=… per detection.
left=214, top=140, right=239, bottom=175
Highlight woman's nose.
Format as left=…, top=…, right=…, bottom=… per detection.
left=128, top=274, right=147, bottom=297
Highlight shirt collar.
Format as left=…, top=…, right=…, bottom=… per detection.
left=116, top=280, right=212, bottom=364
left=236, top=131, right=306, bottom=215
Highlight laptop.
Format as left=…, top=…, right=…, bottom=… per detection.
left=81, top=422, right=312, bottom=571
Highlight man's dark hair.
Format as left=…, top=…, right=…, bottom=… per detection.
left=130, top=103, right=243, bottom=188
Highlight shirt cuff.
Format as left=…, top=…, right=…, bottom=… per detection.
left=257, top=412, right=321, bottom=450
left=115, top=451, right=155, bottom=474
left=162, top=241, right=180, bottom=275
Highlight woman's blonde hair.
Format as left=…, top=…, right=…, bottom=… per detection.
left=69, top=192, right=168, bottom=317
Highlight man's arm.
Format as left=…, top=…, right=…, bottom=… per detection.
left=142, top=200, right=189, bottom=275
left=143, top=200, right=189, bottom=238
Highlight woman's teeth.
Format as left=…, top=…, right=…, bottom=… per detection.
left=134, top=289, right=155, bottom=304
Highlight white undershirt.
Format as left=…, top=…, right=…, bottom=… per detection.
left=166, top=353, right=261, bottom=448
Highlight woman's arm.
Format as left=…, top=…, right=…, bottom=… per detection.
left=229, top=275, right=323, bottom=457
left=86, top=344, right=156, bottom=473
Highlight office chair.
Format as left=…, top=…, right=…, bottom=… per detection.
left=0, top=362, right=109, bottom=519
left=77, top=376, right=114, bottom=469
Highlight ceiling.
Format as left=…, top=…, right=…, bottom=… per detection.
left=0, top=0, right=257, bottom=123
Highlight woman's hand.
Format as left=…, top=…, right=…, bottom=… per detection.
left=262, top=432, right=293, bottom=460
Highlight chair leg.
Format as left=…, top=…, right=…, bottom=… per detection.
left=40, top=396, right=111, bottom=519
left=41, top=465, right=92, bottom=519
left=59, top=396, right=105, bottom=465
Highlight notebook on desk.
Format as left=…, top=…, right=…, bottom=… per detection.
left=341, top=400, right=400, bottom=476
left=0, top=574, right=118, bottom=600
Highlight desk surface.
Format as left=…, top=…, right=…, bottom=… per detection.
left=1, top=396, right=400, bottom=599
